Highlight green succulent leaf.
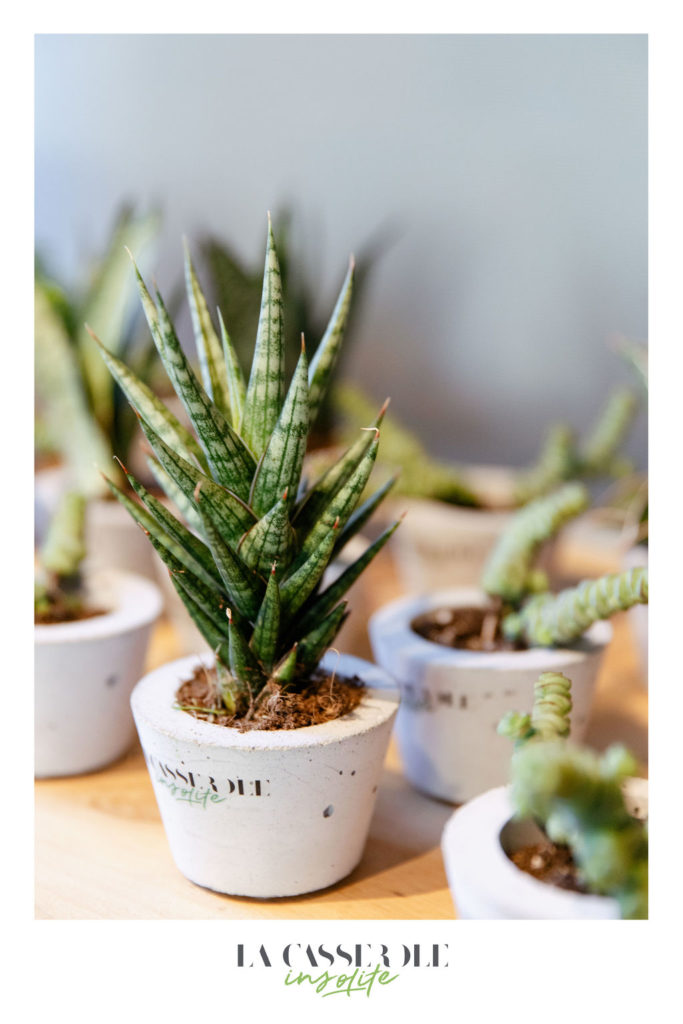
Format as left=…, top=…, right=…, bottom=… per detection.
left=145, top=456, right=205, bottom=536
left=90, top=329, right=207, bottom=470
left=193, top=499, right=264, bottom=622
left=251, top=566, right=281, bottom=671
left=250, top=341, right=309, bottom=517
left=296, top=603, right=349, bottom=676
left=279, top=523, right=338, bottom=623
left=332, top=474, right=397, bottom=557
left=297, top=519, right=400, bottom=635
left=227, top=610, right=267, bottom=712
left=238, top=496, right=296, bottom=577
left=40, top=491, right=86, bottom=579
left=217, top=308, right=247, bottom=431
left=184, top=240, right=232, bottom=417
left=307, top=257, right=354, bottom=424
left=240, top=215, right=285, bottom=456
left=139, top=420, right=256, bottom=548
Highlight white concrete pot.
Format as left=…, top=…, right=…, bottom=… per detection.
left=35, top=466, right=158, bottom=582
left=369, top=587, right=610, bottom=804
left=131, top=651, right=400, bottom=897
left=623, top=545, right=648, bottom=686
left=441, top=778, right=647, bottom=919
left=35, top=569, right=163, bottom=777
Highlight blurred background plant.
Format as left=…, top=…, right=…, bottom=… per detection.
left=34, top=205, right=160, bottom=497
left=34, top=491, right=88, bottom=622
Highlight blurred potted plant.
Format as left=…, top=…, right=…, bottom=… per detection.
left=97, top=216, right=401, bottom=898
left=34, top=205, right=161, bottom=578
left=441, top=671, right=647, bottom=918
left=369, top=482, right=648, bottom=803
left=35, top=491, right=162, bottom=777
left=336, top=383, right=638, bottom=592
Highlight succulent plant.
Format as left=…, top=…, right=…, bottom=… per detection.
left=498, top=671, right=648, bottom=919
left=35, top=205, right=159, bottom=496
left=34, top=491, right=87, bottom=620
left=480, top=483, right=648, bottom=645
left=97, top=216, right=399, bottom=718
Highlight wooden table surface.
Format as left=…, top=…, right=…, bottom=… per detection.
left=34, top=546, right=648, bottom=920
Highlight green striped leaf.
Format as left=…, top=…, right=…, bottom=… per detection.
left=297, top=433, right=380, bottom=561
left=184, top=240, right=232, bottom=417
left=308, top=257, right=354, bottom=424
left=238, top=496, right=296, bottom=577
left=332, top=474, right=397, bottom=557
left=123, top=470, right=224, bottom=591
left=279, top=524, right=338, bottom=623
left=139, top=420, right=256, bottom=548
left=250, top=341, right=309, bottom=517
left=91, top=328, right=207, bottom=470
left=154, top=542, right=231, bottom=638
left=240, top=215, right=285, bottom=456
left=145, top=456, right=205, bottom=536
left=193, top=501, right=264, bottom=622
left=153, top=289, right=256, bottom=498
left=251, top=567, right=280, bottom=670
left=103, top=475, right=226, bottom=600
left=217, top=307, right=247, bottom=432
left=296, top=603, right=349, bottom=675
left=294, top=400, right=388, bottom=536
left=227, top=610, right=266, bottom=711
left=167, top=573, right=230, bottom=661
left=298, top=519, right=401, bottom=635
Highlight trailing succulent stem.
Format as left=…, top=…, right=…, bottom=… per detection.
left=481, top=482, right=589, bottom=604
left=514, top=389, right=638, bottom=503
left=100, top=218, right=399, bottom=717
left=499, top=672, right=648, bottom=918
left=34, top=492, right=87, bottom=619
left=498, top=672, right=572, bottom=746
left=502, top=567, right=648, bottom=647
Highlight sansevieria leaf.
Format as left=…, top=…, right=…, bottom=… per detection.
left=307, top=257, right=354, bottom=424
left=238, top=495, right=296, bottom=577
left=184, top=240, right=232, bottom=417
left=250, top=341, right=309, bottom=517
left=240, top=215, right=285, bottom=456
left=218, top=308, right=247, bottom=431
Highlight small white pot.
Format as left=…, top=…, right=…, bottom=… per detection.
left=623, top=545, right=648, bottom=686
left=35, top=569, right=163, bottom=777
left=441, top=778, right=647, bottom=919
left=35, top=466, right=158, bottom=582
left=369, top=588, right=610, bottom=804
left=131, top=651, right=400, bottom=897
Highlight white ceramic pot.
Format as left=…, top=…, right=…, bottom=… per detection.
left=131, top=651, right=400, bottom=897
left=35, top=568, right=163, bottom=777
left=35, top=466, right=158, bottom=582
left=369, top=587, right=610, bottom=804
left=441, top=778, right=647, bottom=919
left=622, top=545, right=648, bottom=686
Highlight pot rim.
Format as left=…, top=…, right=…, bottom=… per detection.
left=34, top=568, right=163, bottom=645
left=368, top=586, right=612, bottom=668
left=442, top=779, right=647, bottom=918
left=131, top=650, right=400, bottom=751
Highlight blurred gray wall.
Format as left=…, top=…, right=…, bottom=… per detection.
left=35, top=34, right=647, bottom=468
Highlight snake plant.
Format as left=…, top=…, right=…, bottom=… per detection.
left=480, top=484, right=649, bottom=645
left=34, top=492, right=87, bottom=620
left=97, top=216, right=399, bottom=717
left=35, top=205, right=159, bottom=497
left=498, top=671, right=648, bottom=918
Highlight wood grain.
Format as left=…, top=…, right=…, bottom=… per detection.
left=35, top=547, right=647, bottom=919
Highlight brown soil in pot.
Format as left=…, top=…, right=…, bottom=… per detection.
left=175, top=664, right=365, bottom=732
left=411, top=605, right=526, bottom=652
left=34, top=600, right=106, bottom=625
left=510, top=840, right=588, bottom=894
